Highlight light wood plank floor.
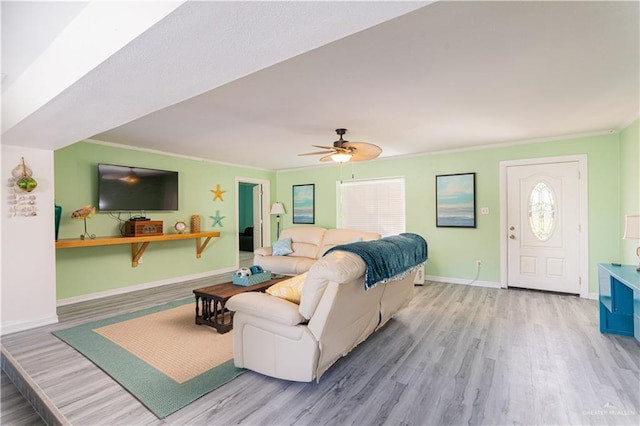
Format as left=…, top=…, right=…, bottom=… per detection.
left=1, top=370, right=46, bottom=426
left=2, top=279, right=639, bottom=426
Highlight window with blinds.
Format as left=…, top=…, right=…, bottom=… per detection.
left=337, top=177, right=406, bottom=237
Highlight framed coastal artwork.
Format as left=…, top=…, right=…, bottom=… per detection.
left=292, top=184, right=315, bottom=224
left=436, top=173, right=476, bottom=228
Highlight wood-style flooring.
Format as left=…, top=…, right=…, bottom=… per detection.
left=1, top=275, right=639, bottom=426
left=1, top=370, right=46, bottom=426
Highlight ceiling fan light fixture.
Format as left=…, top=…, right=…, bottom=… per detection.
left=299, top=128, right=382, bottom=163
left=331, top=152, right=352, bottom=163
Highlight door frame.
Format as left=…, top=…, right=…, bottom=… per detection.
left=235, top=177, right=271, bottom=263
left=499, top=155, right=589, bottom=298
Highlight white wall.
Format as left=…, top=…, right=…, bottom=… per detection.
left=1, top=145, right=58, bottom=334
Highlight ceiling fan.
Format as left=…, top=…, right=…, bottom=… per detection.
left=298, top=128, right=382, bottom=163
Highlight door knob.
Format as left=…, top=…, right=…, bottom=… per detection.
left=509, top=235, right=516, bottom=239
left=509, top=226, right=515, bottom=231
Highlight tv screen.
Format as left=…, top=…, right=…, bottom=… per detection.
left=98, top=164, right=178, bottom=212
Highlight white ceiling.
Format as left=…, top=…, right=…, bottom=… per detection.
left=2, top=0, right=638, bottom=171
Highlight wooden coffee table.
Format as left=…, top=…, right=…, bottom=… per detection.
left=193, top=277, right=286, bottom=333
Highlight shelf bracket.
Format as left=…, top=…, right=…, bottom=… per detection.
left=131, top=242, right=150, bottom=267
left=196, top=236, right=214, bottom=258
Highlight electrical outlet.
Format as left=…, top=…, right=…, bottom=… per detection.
left=476, top=260, right=481, bottom=267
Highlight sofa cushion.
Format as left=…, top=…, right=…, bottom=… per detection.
left=318, top=229, right=381, bottom=257
left=272, top=238, right=293, bottom=256
left=280, top=226, right=326, bottom=259
left=227, top=292, right=304, bottom=326
left=266, top=273, right=307, bottom=304
left=252, top=254, right=316, bottom=276
left=299, top=251, right=366, bottom=319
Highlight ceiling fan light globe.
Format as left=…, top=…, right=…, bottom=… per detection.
left=331, top=153, right=352, bottom=163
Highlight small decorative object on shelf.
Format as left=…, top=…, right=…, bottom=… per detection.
left=70, top=205, right=96, bottom=240
left=174, top=220, right=187, bottom=234
left=191, top=214, right=201, bottom=233
left=7, top=157, right=38, bottom=217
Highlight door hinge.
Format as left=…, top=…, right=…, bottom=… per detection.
left=578, top=224, right=581, bottom=232
left=579, top=276, right=582, bottom=285
left=577, top=171, right=581, bottom=179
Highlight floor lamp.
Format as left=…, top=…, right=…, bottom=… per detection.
left=270, top=202, right=286, bottom=239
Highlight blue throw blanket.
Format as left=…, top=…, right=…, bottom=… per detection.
left=324, top=233, right=428, bottom=290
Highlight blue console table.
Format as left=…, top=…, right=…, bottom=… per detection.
left=598, top=263, right=640, bottom=343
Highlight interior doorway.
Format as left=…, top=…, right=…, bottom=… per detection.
left=500, top=156, right=588, bottom=297
left=236, top=177, right=271, bottom=268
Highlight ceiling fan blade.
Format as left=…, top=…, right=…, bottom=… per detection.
left=343, top=142, right=382, bottom=162
left=302, top=128, right=383, bottom=164
left=319, top=154, right=336, bottom=162
left=298, top=150, right=333, bottom=156
left=300, top=144, right=351, bottom=157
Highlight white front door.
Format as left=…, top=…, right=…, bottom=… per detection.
left=506, top=161, right=581, bottom=294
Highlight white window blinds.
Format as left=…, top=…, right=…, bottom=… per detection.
left=338, top=178, right=406, bottom=237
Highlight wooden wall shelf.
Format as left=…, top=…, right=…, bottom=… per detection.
left=55, top=232, right=220, bottom=267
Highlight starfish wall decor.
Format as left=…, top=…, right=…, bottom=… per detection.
left=210, top=210, right=225, bottom=227
left=210, top=184, right=226, bottom=201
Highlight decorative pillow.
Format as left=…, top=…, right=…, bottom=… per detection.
left=266, top=273, right=307, bottom=304
left=272, top=238, right=293, bottom=256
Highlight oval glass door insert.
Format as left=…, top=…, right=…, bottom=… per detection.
left=528, top=182, right=556, bottom=241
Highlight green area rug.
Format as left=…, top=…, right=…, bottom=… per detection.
left=53, top=297, right=246, bottom=419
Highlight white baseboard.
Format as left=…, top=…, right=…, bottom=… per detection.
left=0, top=315, right=59, bottom=336
left=56, top=266, right=237, bottom=306
left=424, top=276, right=599, bottom=299
left=424, top=275, right=502, bottom=289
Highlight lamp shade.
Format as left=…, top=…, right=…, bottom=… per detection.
left=270, top=202, right=285, bottom=215
left=623, top=215, right=640, bottom=240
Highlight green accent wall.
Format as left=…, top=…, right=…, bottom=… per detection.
left=620, top=119, right=640, bottom=265
left=54, top=142, right=273, bottom=300
left=56, top=123, right=636, bottom=300
left=275, top=132, right=625, bottom=293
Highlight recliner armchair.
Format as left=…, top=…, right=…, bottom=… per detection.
left=227, top=249, right=418, bottom=382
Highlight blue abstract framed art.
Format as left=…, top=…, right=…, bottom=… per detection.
left=292, top=184, right=315, bottom=224
left=436, top=173, right=476, bottom=228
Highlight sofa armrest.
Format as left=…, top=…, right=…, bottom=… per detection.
left=254, top=246, right=272, bottom=256
left=227, top=292, right=304, bottom=326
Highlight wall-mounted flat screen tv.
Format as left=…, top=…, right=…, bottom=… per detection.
left=98, top=164, right=178, bottom=212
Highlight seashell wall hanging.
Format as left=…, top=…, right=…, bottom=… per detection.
left=8, top=157, right=38, bottom=217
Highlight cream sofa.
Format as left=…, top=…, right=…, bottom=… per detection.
left=227, top=241, right=424, bottom=382
left=253, top=226, right=381, bottom=276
